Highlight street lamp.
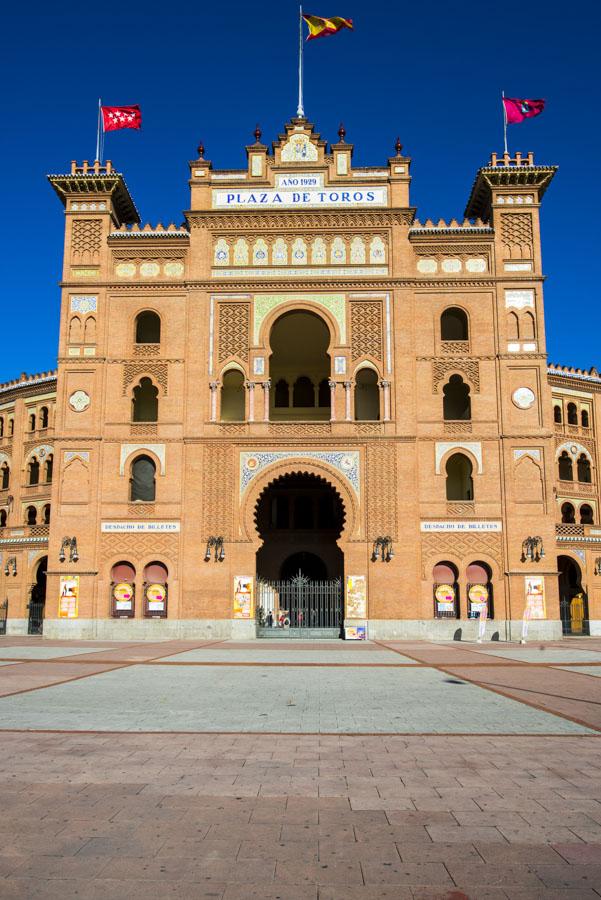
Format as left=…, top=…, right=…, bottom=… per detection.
left=4, top=556, right=17, bottom=576
left=372, top=536, right=394, bottom=562
left=204, top=536, right=225, bottom=562
left=521, top=536, right=545, bottom=563
left=59, top=537, right=79, bottom=563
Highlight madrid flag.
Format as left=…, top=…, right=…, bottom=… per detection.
left=503, top=97, right=545, bottom=124
left=101, top=105, right=142, bottom=132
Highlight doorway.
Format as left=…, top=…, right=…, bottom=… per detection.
left=558, top=555, right=589, bottom=635
left=28, top=555, right=47, bottom=635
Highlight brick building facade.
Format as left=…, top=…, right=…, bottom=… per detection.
left=1, top=118, right=599, bottom=640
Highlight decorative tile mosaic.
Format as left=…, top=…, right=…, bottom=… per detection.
left=253, top=293, right=346, bottom=343
left=70, top=296, right=97, bottom=314
left=64, top=451, right=90, bottom=463
left=240, top=450, right=360, bottom=496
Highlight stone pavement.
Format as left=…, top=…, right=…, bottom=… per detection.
left=0, top=636, right=600, bottom=898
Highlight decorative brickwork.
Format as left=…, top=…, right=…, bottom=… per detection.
left=350, top=301, right=383, bottom=361
left=433, top=358, right=480, bottom=393
left=218, top=302, right=250, bottom=364
left=100, top=533, right=179, bottom=569
left=444, top=422, right=473, bottom=434
left=421, top=531, right=503, bottom=577
left=366, top=443, right=397, bottom=539
left=268, top=422, right=331, bottom=436
left=133, top=344, right=161, bottom=358
left=71, top=219, right=102, bottom=262
left=202, top=445, right=233, bottom=540
left=122, top=362, right=168, bottom=395
left=500, top=213, right=533, bottom=259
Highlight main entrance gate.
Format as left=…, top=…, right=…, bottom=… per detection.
left=256, top=572, right=343, bottom=638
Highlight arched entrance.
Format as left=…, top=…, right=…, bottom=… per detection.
left=255, top=472, right=344, bottom=636
left=558, top=555, right=589, bottom=635
left=269, top=311, right=331, bottom=421
left=28, top=555, right=47, bottom=635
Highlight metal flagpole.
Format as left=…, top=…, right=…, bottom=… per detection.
left=502, top=90, right=508, bottom=155
left=297, top=5, right=305, bottom=117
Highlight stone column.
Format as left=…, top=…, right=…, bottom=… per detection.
left=329, top=380, right=337, bottom=422
left=380, top=380, right=391, bottom=422
left=262, top=380, right=271, bottom=422
left=344, top=381, right=353, bottom=421
left=246, top=381, right=255, bottom=422
left=209, top=381, right=219, bottom=422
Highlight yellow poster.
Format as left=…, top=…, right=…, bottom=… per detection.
left=346, top=575, right=367, bottom=619
left=233, top=576, right=254, bottom=619
left=58, top=576, right=79, bottom=619
left=525, top=576, right=546, bottom=620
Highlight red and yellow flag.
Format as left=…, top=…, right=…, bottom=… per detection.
left=302, top=12, right=353, bottom=40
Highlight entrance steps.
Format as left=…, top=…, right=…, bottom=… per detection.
left=257, top=627, right=341, bottom=640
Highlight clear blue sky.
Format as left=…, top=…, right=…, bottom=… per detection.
left=2, top=0, right=599, bottom=381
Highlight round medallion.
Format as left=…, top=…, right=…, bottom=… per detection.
left=140, top=262, right=160, bottom=277
left=115, top=263, right=136, bottom=277
left=512, top=387, right=535, bottom=409
left=69, top=390, right=91, bottom=413
left=163, top=262, right=184, bottom=277
left=340, top=455, right=354, bottom=471
left=245, top=456, right=259, bottom=471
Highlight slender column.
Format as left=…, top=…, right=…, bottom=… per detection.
left=246, top=381, right=255, bottom=422
left=344, top=380, right=353, bottom=421
left=328, top=380, right=337, bottom=422
left=209, top=381, right=219, bottom=422
left=380, top=380, right=391, bottom=422
left=262, top=380, right=271, bottom=422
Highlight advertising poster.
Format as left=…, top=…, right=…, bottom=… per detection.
left=113, top=582, right=134, bottom=612
left=468, top=583, right=489, bottom=616
left=345, top=624, right=367, bottom=640
left=146, top=583, right=166, bottom=613
left=435, top=583, right=455, bottom=614
left=58, top=576, right=79, bottom=618
left=346, top=575, right=367, bottom=619
left=233, top=576, right=254, bottom=619
left=525, top=576, right=546, bottom=619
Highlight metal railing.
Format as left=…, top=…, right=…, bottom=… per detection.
left=256, top=572, right=343, bottom=637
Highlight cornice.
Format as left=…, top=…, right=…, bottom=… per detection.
left=187, top=210, right=416, bottom=230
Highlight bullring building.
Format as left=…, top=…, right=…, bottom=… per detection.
left=0, top=117, right=600, bottom=641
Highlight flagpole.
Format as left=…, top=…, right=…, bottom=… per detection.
left=96, top=98, right=102, bottom=163
left=297, top=5, right=305, bottom=117
left=502, top=90, right=508, bottom=156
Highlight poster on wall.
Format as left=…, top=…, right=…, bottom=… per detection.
left=233, top=576, right=254, bottom=619
left=435, top=583, right=455, bottom=615
left=346, top=575, right=367, bottom=619
left=468, top=583, right=489, bottom=616
left=146, top=583, right=167, bottom=613
left=113, top=582, right=134, bottom=612
left=345, top=624, right=367, bottom=640
left=58, top=576, right=79, bottom=618
left=525, top=576, right=546, bottom=619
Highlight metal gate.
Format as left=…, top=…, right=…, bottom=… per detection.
left=27, top=584, right=45, bottom=635
left=256, top=572, right=343, bottom=638
left=0, top=599, right=7, bottom=636
left=560, top=595, right=590, bottom=636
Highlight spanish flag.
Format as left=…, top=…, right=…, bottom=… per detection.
left=302, top=12, right=353, bottom=40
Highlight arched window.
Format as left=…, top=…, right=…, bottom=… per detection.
left=40, top=407, right=49, bottom=429
left=561, top=502, right=575, bottom=524
left=446, top=453, right=474, bottom=501
left=28, top=457, right=40, bottom=486
left=318, top=379, right=330, bottom=408
left=44, top=455, right=53, bottom=484
left=130, top=455, right=156, bottom=502
left=8, top=419, right=14, bottom=437
left=558, top=452, right=574, bottom=481
left=521, top=311, right=536, bottom=340
left=132, top=378, right=159, bottom=422
left=220, top=370, right=245, bottom=422
left=1, top=463, right=9, bottom=490
left=440, top=308, right=468, bottom=341
left=581, top=409, right=590, bottom=429
left=354, top=368, right=380, bottom=421
left=553, top=405, right=562, bottom=424
left=135, top=311, right=161, bottom=344
left=144, top=561, right=168, bottom=583
left=443, top=375, right=471, bottom=420
left=433, top=561, right=459, bottom=619
left=42, top=504, right=51, bottom=525
left=0, top=510, right=6, bottom=527
left=577, top=454, right=592, bottom=483
left=28, top=413, right=36, bottom=432
left=580, top=504, right=594, bottom=525
left=293, top=376, right=315, bottom=408
left=26, top=505, right=37, bottom=525
left=507, top=311, right=519, bottom=341
left=274, top=379, right=289, bottom=408
left=143, top=561, right=168, bottom=617
left=0, top=418, right=4, bottom=437
left=466, top=561, right=494, bottom=619
left=567, top=402, right=578, bottom=425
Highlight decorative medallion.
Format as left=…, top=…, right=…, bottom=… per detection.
left=140, top=262, right=160, bottom=277
left=281, top=134, right=318, bottom=162
left=69, top=390, right=91, bottom=412
left=115, top=263, right=136, bottom=278
left=70, top=296, right=97, bottom=314
left=512, top=387, right=535, bottom=410
left=164, top=262, right=184, bottom=277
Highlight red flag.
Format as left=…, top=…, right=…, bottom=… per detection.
left=503, top=97, right=545, bottom=124
left=101, top=105, right=142, bottom=132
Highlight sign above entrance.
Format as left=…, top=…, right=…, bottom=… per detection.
left=101, top=521, right=180, bottom=533
left=212, top=186, right=388, bottom=210
left=421, top=521, right=502, bottom=532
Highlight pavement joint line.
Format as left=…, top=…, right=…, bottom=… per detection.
left=0, top=639, right=228, bottom=700
left=373, top=639, right=601, bottom=734
left=0, top=727, right=599, bottom=736
left=3, top=656, right=601, bottom=667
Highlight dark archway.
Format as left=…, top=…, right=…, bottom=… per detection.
left=558, top=555, right=589, bottom=636
left=269, top=311, right=331, bottom=420
left=28, top=556, right=47, bottom=635
left=280, top=552, right=327, bottom=581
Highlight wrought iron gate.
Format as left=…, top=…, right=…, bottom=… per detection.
left=0, top=599, right=7, bottom=636
left=256, top=572, right=343, bottom=638
left=560, top=595, right=590, bottom=636
left=27, top=584, right=45, bottom=635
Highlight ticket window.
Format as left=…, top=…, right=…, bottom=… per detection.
left=466, top=561, right=493, bottom=619
left=110, top=561, right=136, bottom=618
left=433, top=561, right=459, bottom=619
left=143, top=561, right=168, bottom=618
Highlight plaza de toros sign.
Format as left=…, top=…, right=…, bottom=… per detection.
left=212, top=177, right=388, bottom=210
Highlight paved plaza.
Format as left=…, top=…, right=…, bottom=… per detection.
left=0, top=636, right=600, bottom=898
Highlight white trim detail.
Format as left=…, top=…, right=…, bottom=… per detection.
left=435, top=442, right=483, bottom=475
left=120, top=444, right=166, bottom=475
